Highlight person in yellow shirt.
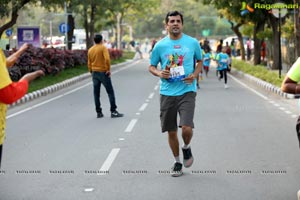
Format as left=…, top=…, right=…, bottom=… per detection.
left=0, top=43, right=44, bottom=168
left=88, top=34, right=124, bottom=118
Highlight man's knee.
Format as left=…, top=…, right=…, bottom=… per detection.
left=182, top=126, right=192, bottom=134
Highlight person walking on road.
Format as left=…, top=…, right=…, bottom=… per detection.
left=0, top=43, right=44, bottom=168
left=281, top=57, right=300, bottom=200
left=149, top=11, right=202, bottom=177
left=88, top=34, right=124, bottom=118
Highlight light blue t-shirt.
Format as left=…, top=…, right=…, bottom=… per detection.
left=203, top=52, right=212, bottom=67
left=150, top=34, right=202, bottom=96
left=216, top=52, right=229, bottom=70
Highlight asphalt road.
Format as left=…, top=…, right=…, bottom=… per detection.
left=1, top=59, right=300, bottom=200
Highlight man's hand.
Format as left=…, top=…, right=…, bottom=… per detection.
left=159, top=70, right=170, bottom=79
left=105, top=71, right=111, bottom=77
left=183, top=73, right=195, bottom=84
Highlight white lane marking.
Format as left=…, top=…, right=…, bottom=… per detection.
left=125, top=119, right=138, bottom=133
left=285, top=110, right=292, bottom=114
left=154, top=85, right=159, bottom=90
left=136, top=112, right=141, bottom=115
left=229, top=74, right=269, bottom=100
left=119, top=138, right=125, bottom=141
left=229, top=74, right=298, bottom=118
left=97, top=148, right=120, bottom=176
left=84, top=188, right=94, bottom=192
left=148, top=92, right=155, bottom=99
left=139, top=103, right=148, bottom=111
left=7, top=83, right=91, bottom=119
left=7, top=61, right=140, bottom=119
left=279, top=107, right=285, bottom=111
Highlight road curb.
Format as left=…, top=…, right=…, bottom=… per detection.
left=8, top=59, right=135, bottom=109
left=231, top=68, right=297, bottom=99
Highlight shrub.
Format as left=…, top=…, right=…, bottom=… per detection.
left=4, top=46, right=88, bottom=81
left=4, top=46, right=122, bottom=82
left=232, top=59, right=284, bottom=87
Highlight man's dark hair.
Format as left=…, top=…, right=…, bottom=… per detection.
left=165, top=11, right=183, bottom=24
left=94, top=34, right=103, bottom=44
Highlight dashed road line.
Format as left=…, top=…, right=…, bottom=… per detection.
left=125, top=119, right=138, bottom=133
left=97, top=148, right=120, bottom=176
left=139, top=103, right=148, bottom=111
left=148, top=92, right=155, bottom=99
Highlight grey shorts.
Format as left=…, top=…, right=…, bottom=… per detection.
left=160, top=92, right=196, bottom=133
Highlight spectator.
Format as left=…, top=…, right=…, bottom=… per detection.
left=0, top=43, right=44, bottom=168
left=88, top=34, right=124, bottom=118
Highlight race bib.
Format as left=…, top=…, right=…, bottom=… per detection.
left=169, top=66, right=185, bottom=82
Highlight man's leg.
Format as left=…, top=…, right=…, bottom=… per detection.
left=102, top=76, right=117, bottom=112
left=102, top=76, right=123, bottom=118
left=168, top=131, right=183, bottom=177
left=168, top=131, right=179, bottom=158
left=92, top=73, right=103, bottom=117
left=182, top=126, right=193, bottom=146
left=178, top=92, right=196, bottom=168
left=0, top=145, right=2, bottom=168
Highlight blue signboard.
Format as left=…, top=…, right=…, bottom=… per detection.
left=17, top=26, right=40, bottom=48
left=59, top=23, right=70, bottom=34
left=5, top=29, right=13, bottom=37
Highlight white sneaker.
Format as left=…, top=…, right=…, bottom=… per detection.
left=297, top=189, right=300, bottom=200
left=224, top=84, right=229, bottom=89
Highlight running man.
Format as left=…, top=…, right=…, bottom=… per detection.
left=149, top=11, right=202, bottom=177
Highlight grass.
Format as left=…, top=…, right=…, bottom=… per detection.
left=232, top=59, right=284, bottom=88
left=28, top=50, right=135, bottom=93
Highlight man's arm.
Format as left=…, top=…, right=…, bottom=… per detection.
left=149, top=65, right=170, bottom=79
left=183, top=60, right=203, bottom=84
left=6, top=43, right=29, bottom=67
left=0, top=70, right=44, bottom=104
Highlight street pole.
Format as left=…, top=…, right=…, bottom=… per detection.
left=64, top=1, right=68, bottom=50
left=50, top=20, right=52, bottom=46
left=278, top=9, right=282, bottom=78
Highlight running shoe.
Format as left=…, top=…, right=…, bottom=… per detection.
left=111, top=111, right=124, bottom=118
left=170, top=162, right=183, bottom=177
left=97, top=112, right=104, bottom=118
left=182, top=147, right=194, bottom=168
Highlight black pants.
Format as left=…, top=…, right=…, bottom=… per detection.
left=92, top=72, right=117, bottom=113
left=219, top=69, right=227, bottom=84
left=296, top=116, right=300, bottom=148
left=0, top=145, right=2, bottom=168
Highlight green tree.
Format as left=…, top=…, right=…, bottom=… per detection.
left=0, top=0, right=32, bottom=39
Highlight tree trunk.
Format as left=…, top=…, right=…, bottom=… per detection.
left=88, top=3, right=96, bottom=49
left=0, top=0, right=30, bottom=39
left=268, top=15, right=280, bottom=70
left=229, top=21, right=245, bottom=60
left=83, top=4, right=90, bottom=49
left=295, top=0, right=300, bottom=58
left=67, top=3, right=75, bottom=50
left=253, top=21, right=265, bottom=65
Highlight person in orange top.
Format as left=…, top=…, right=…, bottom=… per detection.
left=0, top=43, right=44, bottom=168
left=88, top=34, right=124, bottom=118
